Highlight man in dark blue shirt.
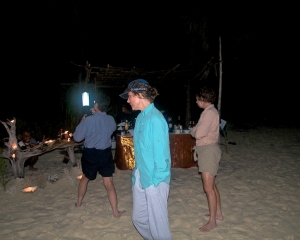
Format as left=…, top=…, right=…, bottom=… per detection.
left=73, top=92, right=126, bottom=218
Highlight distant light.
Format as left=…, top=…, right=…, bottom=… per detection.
left=82, top=92, right=89, bottom=106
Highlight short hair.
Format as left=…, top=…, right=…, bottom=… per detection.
left=19, top=127, right=32, bottom=135
left=131, top=85, right=159, bottom=103
left=119, top=79, right=159, bottom=102
left=94, top=93, right=110, bottom=112
left=196, top=86, right=216, bottom=103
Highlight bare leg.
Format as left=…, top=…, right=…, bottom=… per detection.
left=199, top=172, right=218, bottom=232
left=102, top=176, right=126, bottom=218
left=28, top=156, right=39, bottom=171
left=204, top=184, right=223, bottom=221
left=75, top=174, right=89, bottom=207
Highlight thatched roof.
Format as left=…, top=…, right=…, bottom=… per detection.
left=70, top=58, right=217, bottom=88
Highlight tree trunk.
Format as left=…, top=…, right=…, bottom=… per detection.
left=66, top=146, right=77, bottom=167
left=10, top=159, right=26, bottom=178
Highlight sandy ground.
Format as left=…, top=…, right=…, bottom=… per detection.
left=0, top=125, right=300, bottom=240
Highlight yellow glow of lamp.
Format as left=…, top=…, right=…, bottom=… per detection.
left=82, top=92, right=90, bottom=106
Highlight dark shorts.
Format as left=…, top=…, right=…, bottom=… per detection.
left=24, top=158, right=30, bottom=167
left=81, top=147, right=115, bottom=180
left=24, top=156, right=38, bottom=167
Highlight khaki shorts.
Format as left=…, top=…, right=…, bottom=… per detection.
left=194, top=144, right=221, bottom=176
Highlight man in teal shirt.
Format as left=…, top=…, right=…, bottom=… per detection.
left=120, top=79, right=172, bottom=240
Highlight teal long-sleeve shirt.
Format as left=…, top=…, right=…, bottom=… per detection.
left=132, top=103, right=171, bottom=188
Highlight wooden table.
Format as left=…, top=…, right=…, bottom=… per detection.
left=169, top=133, right=197, bottom=168
left=0, top=118, right=83, bottom=178
left=114, top=134, right=135, bottom=170
left=114, top=133, right=196, bottom=170
left=45, top=139, right=83, bottom=167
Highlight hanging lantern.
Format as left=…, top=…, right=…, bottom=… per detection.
left=82, top=92, right=90, bottom=106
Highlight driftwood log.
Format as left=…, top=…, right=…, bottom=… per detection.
left=0, top=118, right=83, bottom=178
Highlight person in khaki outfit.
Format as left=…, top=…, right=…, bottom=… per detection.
left=190, top=86, right=223, bottom=232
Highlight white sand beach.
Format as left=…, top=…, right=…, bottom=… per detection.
left=0, top=125, right=300, bottom=240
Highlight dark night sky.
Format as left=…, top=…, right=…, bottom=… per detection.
left=1, top=2, right=299, bottom=128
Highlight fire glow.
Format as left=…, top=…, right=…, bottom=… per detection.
left=22, top=186, right=37, bottom=193
left=44, top=140, right=55, bottom=147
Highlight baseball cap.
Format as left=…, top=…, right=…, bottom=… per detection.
left=119, top=79, right=149, bottom=99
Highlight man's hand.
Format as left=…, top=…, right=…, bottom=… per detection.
left=29, top=143, right=37, bottom=148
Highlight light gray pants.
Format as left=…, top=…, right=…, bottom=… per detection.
left=132, top=169, right=172, bottom=240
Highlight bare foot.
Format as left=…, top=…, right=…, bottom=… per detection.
left=75, top=203, right=81, bottom=207
left=199, top=222, right=217, bottom=232
left=29, top=167, right=38, bottom=171
left=113, top=210, right=126, bottom=218
left=205, top=213, right=223, bottom=221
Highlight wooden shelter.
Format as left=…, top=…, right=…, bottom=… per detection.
left=70, top=59, right=219, bottom=128
left=71, top=60, right=217, bottom=88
